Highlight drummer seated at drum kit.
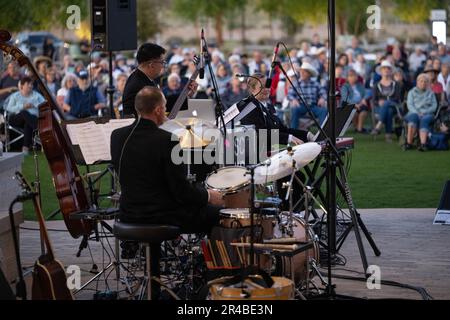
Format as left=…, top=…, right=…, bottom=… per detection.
left=111, top=86, right=225, bottom=232
left=110, top=87, right=226, bottom=295
left=236, top=73, right=315, bottom=210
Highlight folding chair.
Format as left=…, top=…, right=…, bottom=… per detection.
left=2, top=95, right=25, bottom=152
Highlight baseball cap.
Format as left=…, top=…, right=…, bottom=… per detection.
left=76, top=70, right=89, bottom=79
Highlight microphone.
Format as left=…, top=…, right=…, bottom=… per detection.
left=199, top=29, right=205, bottom=80
left=266, top=42, right=280, bottom=89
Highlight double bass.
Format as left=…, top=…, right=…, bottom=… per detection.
left=0, top=30, right=92, bottom=238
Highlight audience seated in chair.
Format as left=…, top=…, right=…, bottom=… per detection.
left=371, top=60, right=403, bottom=143
left=404, top=73, right=437, bottom=151
left=340, top=69, right=369, bottom=133
left=5, top=77, right=45, bottom=154
left=63, top=70, right=106, bottom=120
left=288, top=62, right=328, bottom=130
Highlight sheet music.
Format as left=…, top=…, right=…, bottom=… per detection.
left=221, top=104, right=240, bottom=127
left=66, top=119, right=135, bottom=165
left=220, top=102, right=257, bottom=128
left=66, top=122, right=97, bottom=145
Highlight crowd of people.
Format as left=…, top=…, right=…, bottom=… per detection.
left=1, top=34, right=449, bottom=153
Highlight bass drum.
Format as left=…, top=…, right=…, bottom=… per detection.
left=272, top=216, right=319, bottom=283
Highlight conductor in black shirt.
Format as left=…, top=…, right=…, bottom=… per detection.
left=122, top=43, right=198, bottom=117
left=111, top=86, right=224, bottom=232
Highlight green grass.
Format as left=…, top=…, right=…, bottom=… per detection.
left=346, top=133, right=450, bottom=208
left=20, top=134, right=449, bottom=220
left=21, top=155, right=112, bottom=221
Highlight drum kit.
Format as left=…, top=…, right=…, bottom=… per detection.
left=162, top=117, right=327, bottom=298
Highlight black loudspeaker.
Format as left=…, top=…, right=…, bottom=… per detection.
left=91, top=0, right=137, bottom=52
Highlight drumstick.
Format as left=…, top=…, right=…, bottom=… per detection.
left=219, top=241, right=231, bottom=268
left=240, top=237, right=247, bottom=267
left=236, top=243, right=244, bottom=266
left=208, top=240, right=217, bottom=268
left=263, top=238, right=305, bottom=244
left=230, top=242, right=300, bottom=251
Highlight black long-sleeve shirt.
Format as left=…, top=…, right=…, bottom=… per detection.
left=110, top=118, right=208, bottom=223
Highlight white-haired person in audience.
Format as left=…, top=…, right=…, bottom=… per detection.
left=405, top=73, right=437, bottom=151
left=162, top=73, right=182, bottom=97
left=56, top=73, right=77, bottom=110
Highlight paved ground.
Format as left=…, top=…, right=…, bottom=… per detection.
left=17, top=208, right=450, bottom=300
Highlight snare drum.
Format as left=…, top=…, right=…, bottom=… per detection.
left=206, top=167, right=251, bottom=208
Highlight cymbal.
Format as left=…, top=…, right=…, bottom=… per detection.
left=160, top=117, right=217, bottom=149
left=253, top=142, right=322, bottom=184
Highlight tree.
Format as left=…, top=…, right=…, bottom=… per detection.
left=173, top=0, right=247, bottom=46
left=393, top=0, right=440, bottom=24
left=137, top=0, right=168, bottom=43
left=0, top=1, right=33, bottom=32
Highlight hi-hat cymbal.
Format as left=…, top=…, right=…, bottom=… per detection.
left=253, top=142, right=322, bottom=184
left=160, top=117, right=217, bottom=149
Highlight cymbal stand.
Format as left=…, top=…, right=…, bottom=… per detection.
left=185, top=125, right=197, bottom=184
left=32, top=134, right=45, bottom=256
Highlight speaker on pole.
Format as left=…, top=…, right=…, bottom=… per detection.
left=91, top=0, right=137, bottom=52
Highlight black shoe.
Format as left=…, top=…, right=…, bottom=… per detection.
left=417, top=144, right=428, bottom=152
left=356, top=128, right=368, bottom=134
left=403, top=143, right=413, bottom=150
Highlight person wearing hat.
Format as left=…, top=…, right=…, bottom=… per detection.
left=287, top=62, right=328, bottom=130
left=63, top=70, right=106, bottom=119
left=33, top=56, right=52, bottom=79
left=122, top=43, right=198, bottom=117
left=113, top=54, right=130, bottom=79
left=371, top=60, right=403, bottom=142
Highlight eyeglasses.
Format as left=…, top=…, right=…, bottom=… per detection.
left=150, top=60, right=168, bottom=67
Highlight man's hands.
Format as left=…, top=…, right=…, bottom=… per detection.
left=208, top=189, right=225, bottom=207
left=23, top=103, right=33, bottom=110
left=318, top=98, right=326, bottom=107
left=94, top=103, right=105, bottom=110
left=290, top=99, right=300, bottom=108
left=290, top=136, right=304, bottom=145
left=8, top=86, right=18, bottom=93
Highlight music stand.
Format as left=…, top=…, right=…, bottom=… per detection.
left=313, top=104, right=356, bottom=142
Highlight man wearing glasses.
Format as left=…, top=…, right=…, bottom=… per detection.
left=123, top=43, right=198, bottom=117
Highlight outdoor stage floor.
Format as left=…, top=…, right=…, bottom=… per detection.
left=18, top=208, right=450, bottom=300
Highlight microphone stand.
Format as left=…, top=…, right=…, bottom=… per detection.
left=274, top=39, right=368, bottom=299
left=8, top=193, right=36, bottom=300
left=201, top=35, right=227, bottom=166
